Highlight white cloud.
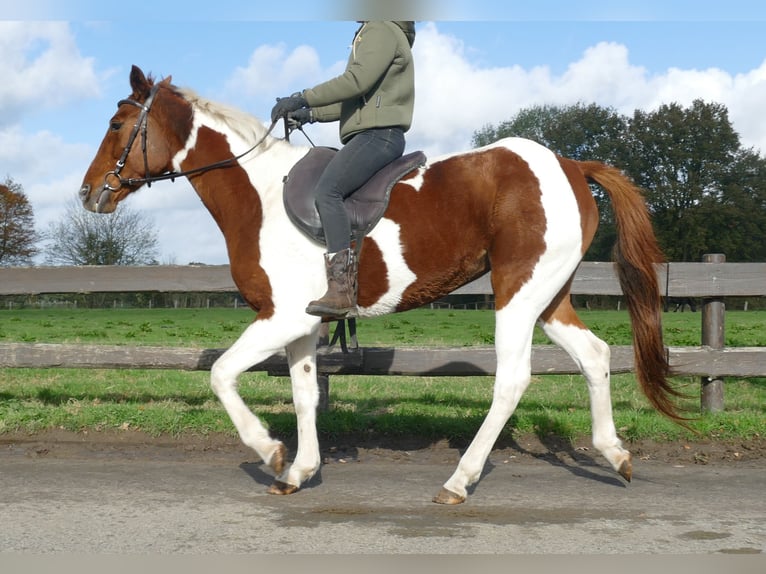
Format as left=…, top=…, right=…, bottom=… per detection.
left=0, top=21, right=109, bottom=260
left=220, top=22, right=766, bottom=161
left=0, top=125, right=93, bottom=236
left=225, top=43, right=344, bottom=105
left=0, top=22, right=101, bottom=127
left=406, top=23, right=766, bottom=158
left=714, top=62, right=766, bottom=153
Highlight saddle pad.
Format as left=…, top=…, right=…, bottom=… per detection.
left=283, top=147, right=427, bottom=245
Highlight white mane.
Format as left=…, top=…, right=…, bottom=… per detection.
left=176, top=86, right=271, bottom=146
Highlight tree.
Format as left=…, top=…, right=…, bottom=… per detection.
left=621, top=100, right=762, bottom=261
left=473, top=102, right=628, bottom=163
left=0, top=177, right=39, bottom=266
left=697, top=147, right=766, bottom=261
left=43, top=198, right=159, bottom=265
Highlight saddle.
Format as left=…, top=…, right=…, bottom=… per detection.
left=283, top=146, right=427, bottom=246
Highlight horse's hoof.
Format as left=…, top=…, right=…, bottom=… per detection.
left=618, top=457, right=632, bottom=482
left=269, top=443, right=287, bottom=475
left=432, top=487, right=466, bottom=505
left=268, top=480, right=300, bottom=495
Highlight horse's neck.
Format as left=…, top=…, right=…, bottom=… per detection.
left=178, top=122, right=307, bottom=258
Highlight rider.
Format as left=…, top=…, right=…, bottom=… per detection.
left=271, top=21, right=416, bottom=319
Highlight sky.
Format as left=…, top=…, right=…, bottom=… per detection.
left=2, top=0, right=766, bottom=265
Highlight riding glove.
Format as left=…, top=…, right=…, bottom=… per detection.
left=270, top=92, right=308, bottom=122
left=287, top=108, right=314, bottom=130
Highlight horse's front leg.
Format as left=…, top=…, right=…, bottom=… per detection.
left=268, top=333, right=322, bottom=495
left=210, top=317, right=319, bottom=491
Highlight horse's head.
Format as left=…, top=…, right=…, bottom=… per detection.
left=79, top=65, right=186, bottom=213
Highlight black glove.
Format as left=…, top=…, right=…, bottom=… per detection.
left=270, top=92, right=308, bottom=122
left=287, top=108, right=313, bottom=130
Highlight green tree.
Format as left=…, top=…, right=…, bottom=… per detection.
left=473, top=102, right=627, bottom=164
left=622, top=99, right=759, bottom=261
left=0, top=177, right=38, bottom=266
left=43, top=198, right=159, bottom=265
left=697, top=147, right=766, bottom=261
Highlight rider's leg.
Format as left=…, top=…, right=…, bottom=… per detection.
left=307, top=127, right=405, bottom=318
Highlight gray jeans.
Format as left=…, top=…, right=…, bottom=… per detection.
left=314, top=127, right=406, bottom=252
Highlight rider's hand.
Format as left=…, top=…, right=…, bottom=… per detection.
left=270, top=92, right=308, bottom=123
left=287, top=108, right=314, bottom=130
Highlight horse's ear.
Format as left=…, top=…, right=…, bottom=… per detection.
left=129, top=65, right=151, bottom=99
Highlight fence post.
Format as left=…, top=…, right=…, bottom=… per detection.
left=316, top=323, right=330, bottom=412
left=700, top=253, right=725, bottom=413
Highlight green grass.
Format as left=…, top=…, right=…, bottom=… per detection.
left=1, top=307, right=764, bottom=444
left=2, top=306, right=764, bottom=347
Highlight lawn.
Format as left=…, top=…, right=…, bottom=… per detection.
left=1, top=307, right=764, bottom=443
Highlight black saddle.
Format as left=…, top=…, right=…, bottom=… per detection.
left=283, top=146, right=427, bottom=246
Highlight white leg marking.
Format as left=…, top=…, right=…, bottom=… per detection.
left=279, top=333, right=322, bottom=488
left=441, top=304, right=538, bottom=500
left=210, top=314, right=318, bottom=474
left=540, top=319, right=630, bottom=472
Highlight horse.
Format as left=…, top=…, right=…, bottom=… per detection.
left=664, top=297, right=698, bottom=313
left=79, top=65, right=682, bottom=504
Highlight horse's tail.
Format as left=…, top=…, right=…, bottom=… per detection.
left=578, top=161, right=687, bottom=422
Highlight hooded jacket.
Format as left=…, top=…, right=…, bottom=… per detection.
left=303, top=21, right=415, bottom=144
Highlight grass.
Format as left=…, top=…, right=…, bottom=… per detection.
left=1, top=307, right=764, bottom=444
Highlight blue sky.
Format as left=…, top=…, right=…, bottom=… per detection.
left=2, top=1, right=766, bottom=264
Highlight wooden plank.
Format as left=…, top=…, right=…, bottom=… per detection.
left=2, top=343, right=764, bottom=378
left=666, top=262, right=766, bottom=297
left=357, top=345, right=637, bottom=375
left=0, top=265, right=236, bottom=295
left=456, top=261, right=766, bottom=298
left=1, top=261, right=763, bottom=297
left=568, top=261, right=628, bottom=296
left=669, top=346, right=766, bottom=378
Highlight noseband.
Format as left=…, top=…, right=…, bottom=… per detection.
left=103, top=84, right=279, bottom=192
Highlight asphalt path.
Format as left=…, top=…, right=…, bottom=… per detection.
left=0, top=439, right=764, bottom=555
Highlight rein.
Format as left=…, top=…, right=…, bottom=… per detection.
left=103, top=84, right=280, bottom=191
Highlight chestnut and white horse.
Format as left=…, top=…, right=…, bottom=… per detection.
left=79, top=66, right=680, bottom=504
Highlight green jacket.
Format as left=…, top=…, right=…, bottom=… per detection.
left=303, top=21, right=415, bottom=144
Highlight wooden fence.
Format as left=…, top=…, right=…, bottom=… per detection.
left=1, top=255, right=764, bottom=412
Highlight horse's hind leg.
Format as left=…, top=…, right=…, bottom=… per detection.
left=434, top=302, right=538, bottom=505
left=539, top=297, right=632, bottom=481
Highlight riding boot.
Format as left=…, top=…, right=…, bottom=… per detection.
left=306, top=248, right=358, bottom=319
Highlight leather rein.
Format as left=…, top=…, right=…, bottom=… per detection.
left=102, top=83, right=279, bottom=192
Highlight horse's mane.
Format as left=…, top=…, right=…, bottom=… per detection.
left=174, top=85, right=271, bottom=146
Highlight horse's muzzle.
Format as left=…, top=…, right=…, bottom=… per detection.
left=79, top=184, right=114, bottom=213
left=79, top=184, right=97, bottom=212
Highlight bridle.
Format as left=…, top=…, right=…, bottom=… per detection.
left=102, top=83, right=279, bottom=192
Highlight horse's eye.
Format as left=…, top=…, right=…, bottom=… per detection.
left=110, top=121, right=123, bottom=132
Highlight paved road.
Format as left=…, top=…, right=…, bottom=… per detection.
left=1, top=440, right=764, bottom=555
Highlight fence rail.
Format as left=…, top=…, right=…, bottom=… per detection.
left=1, top=257, right=765, bottom=412
left=1, top=342, right=763, bottom=378
left=2, top=260, right=765, bottom=297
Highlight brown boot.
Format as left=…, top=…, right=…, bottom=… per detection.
left=306, top=248, right=358, bottom=319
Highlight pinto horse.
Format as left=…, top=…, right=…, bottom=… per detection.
left=79, top=66, right=681, bottom=504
